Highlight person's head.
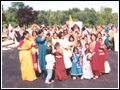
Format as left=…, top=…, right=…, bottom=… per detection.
left=77, top=40, right=82, bottom=47
left=84, top=35, right=88, bottom=42
left=69, top=35, right=75, bottom=42
left=97, top=26, right=101, bottom=32
left=75, top=31, right=79, bottom=35
left=22, top=31, right=29, bottom=40
left=85, top=49, right=90, bottom=55
left=73, top=47, right=79, bottom=54
left=32, top=31, right=37, bottom=36
left=111, top=26, right=114, bottom=30
left=90, top=34, right=97, bottom=41
left=38, top=30, right=44, bottom=37
left=55, top=42, right=60, bottom=49
left=53, top=32, right=58, bottom=39
left=82, top=27, right=85, bottom=31
left=85, top=43, right=89, bottom=49
left=58, top=32, right=64, bottom=39
left=47, top=33, right=51, bottom=38
left=46, top=49, right=52, bottom=54
left=47, top=41, right=52, bottom=46
left=63, top=30, right=68, bottom=36
left=97, top=32, right=102, bottom=39
left=98, top=38, right=103, bottom=44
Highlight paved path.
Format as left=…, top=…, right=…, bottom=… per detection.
left=2, top=47, right=118, bottom=88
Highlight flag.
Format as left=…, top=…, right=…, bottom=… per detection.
left=69, top=14, right=73, bottom=27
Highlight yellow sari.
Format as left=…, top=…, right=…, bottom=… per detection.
left=19, top=40, right=37, bottom=81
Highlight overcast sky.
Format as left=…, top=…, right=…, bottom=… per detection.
left=1, top=1, right=119, bottom=13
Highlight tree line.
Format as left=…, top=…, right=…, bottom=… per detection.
left=2, top=2, right=118, bottom=29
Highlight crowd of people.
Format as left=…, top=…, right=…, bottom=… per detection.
left=6, top=23, right=118, bottom=84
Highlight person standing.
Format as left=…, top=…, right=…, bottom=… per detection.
left=58, top=32, right=72, bottom=75
left=18, top=31, right=37, bottom=81
left=53, top=42, right=68, bottom=81
left=89, top=34, right=101, bottom=79
left=35, top=30, right=49, bottom=79
left=14, top=26, right=20, bottom=46
left=5, top=26, right=9, bottom=40
left=108, top=26, right=115, bottom=51
left=114, top=27, right=118, bottom=52
left=71, top=47, right=83, bottom=79
left=45, top=49, right=55, bottom=84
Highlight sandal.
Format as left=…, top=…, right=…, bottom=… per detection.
left=93, top=76, right=99, bottom=79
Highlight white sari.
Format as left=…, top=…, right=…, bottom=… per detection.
left=58, top=38, right=72, bottom=69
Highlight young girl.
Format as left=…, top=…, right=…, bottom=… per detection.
left=52, top=42, right=68, bottom=81
left=71, top=47, right=83, bottom=79
left=76, top=40, right=83, bottom=68
left=82, top=49, right=93, bottom=79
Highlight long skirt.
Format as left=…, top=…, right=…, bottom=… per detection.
left=99, top=51, right=105, bottom=73
left=82, top=56, right=93, bottom=79
left=55, top=57, right=68, bottom=81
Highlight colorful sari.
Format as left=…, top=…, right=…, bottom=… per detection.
left=19, top=40, right=37, bottom=81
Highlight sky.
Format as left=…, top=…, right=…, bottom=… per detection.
left=1, top=1, right=119, bottom=13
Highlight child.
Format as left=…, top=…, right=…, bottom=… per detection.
left=45, top=49, right=55, bottom=84
left=53, top=42, right=68, bottom=81
left=82, top=49, right=93, bottom=79
left=76, top=40, right=83, bottom=68
left=71, top=47, right=83, bottom=79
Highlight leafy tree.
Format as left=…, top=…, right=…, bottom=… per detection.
left=44, top=18, right=49, bottom=28
left=16, top=6, right=39, bottom=28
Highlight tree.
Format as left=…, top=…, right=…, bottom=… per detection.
left=38, top=14, right=45, bottom=26
left=11, top=2, right=25, bottom=9
left=16, top=6, right=39, bottom=28
left=44, top=18, right=49, bottom=28
left=2, top=12, right=6, bottom=22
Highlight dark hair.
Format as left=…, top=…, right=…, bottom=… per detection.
left=55, top=42, right=60, bottom=47
left=21, top=31, right=29, bottom=40
left=6, top=26, right=8, bottom=28
left=82, top=27, right=85, bottom=31
left=38, top=30, right=43, bottom=34
left=15, top=26, right=17, bottom=28
left=58, top=32, right=63, bottom=39
left=85, top=49, right=90, bottom=55
left=97, top=32, right=102, bottom=38
left=77, top=40, right=82, bottom=47
left=71, top=27, right=74, bottom=31
left=90, top=34, right=97, bottom=41
left=111, top=26, right=114, bottom=29
left=32, top=31, right=38, bottom=36
left=85, top=43, right=89, bottom=46
left=63, top=30, right=68, bottom=34
left=69, top=35, right=75, bottom=42
left=98, top=37, right=103, bottom=41
left=47, top=49, right=52, bottom=54
left=73, top=47, right=79, bottom=54
left=84, top=35, right=88, bottom=39
left=53, top=32, right=58, bottom=37
left=75, top=31, right=79, bottom=35
left=47, top=33, right=50, bottom=36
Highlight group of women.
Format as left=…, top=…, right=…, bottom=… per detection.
left=17, top=24, right=117, bottom=82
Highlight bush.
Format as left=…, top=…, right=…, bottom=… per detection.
left=2, top=24, right=8, bottom=29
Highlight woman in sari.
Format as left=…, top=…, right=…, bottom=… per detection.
left=89, top=34, right=101, bottom=79
left=18, top=31, right=37, bottom=81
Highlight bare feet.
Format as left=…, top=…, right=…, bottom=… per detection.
left=93, top=76, right=99, bottom=79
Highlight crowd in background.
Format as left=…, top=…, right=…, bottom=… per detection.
left=5, top=23, right=118, bottom=84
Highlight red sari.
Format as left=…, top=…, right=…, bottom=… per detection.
left=54, top=49, right=68, bottom=81
left=89, top=41, right=101, bottom=76
left=99, top=44, right=108, bottom=73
